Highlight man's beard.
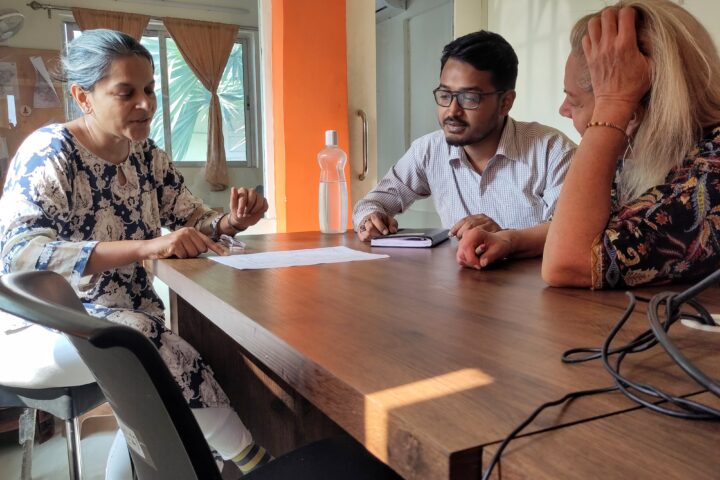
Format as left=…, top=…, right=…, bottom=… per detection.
left=444, top=121, right=495, bottom=146
left=442, top=114, right=503, bottom=146
left=445, top=128, right=495, bottom=146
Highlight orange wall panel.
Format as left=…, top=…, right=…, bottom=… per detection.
left=271, top=0, right=286, bottom=232
left=272, top=0, right=351, bottom=232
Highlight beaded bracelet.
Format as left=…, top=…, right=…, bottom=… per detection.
left=586, top=121, right=630, bottom=142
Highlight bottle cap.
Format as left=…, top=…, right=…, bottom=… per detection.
left=325, top=130, right=338, bottom=146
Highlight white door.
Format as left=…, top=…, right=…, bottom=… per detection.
left=347, top=0, right=378, bottom=204
left=375, top=0, right=454, bottom=228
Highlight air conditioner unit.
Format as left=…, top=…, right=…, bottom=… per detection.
left=375, top=0, right=407, bottom=22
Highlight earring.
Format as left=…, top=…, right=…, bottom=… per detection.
left=83, top=106, right=92, bottom=114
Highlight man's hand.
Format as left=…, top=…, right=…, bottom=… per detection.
left=456, top=228, right=513, bottom=270
left=143, top=227, right=226, bottom=259
left=449, top=214, right=502, bottom=239
left=357, top=212, right=398, bottom=242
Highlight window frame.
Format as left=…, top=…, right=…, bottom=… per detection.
left=62, top=21, right=262, bottom=169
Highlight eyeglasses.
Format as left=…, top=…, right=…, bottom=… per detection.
left=432, top=88, right=506, bottom=110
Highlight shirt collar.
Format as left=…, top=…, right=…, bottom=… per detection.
left=495, top=116, right=523, bottom=163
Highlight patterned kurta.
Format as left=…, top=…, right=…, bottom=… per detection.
left=591, top=126, right=720, bottom=289
left=0, top=124, right=228, bottom=408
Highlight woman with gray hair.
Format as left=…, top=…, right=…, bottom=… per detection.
left=457, top=0, right=720, bottom=289
left=0, top=29, right=270, bottom=473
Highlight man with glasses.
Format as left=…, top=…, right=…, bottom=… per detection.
left=353, top=30, right=576, bottom=241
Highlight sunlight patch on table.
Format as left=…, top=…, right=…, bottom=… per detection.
left=364, top=368, right=494, bottom=460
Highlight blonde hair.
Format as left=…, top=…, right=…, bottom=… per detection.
left=570, top=0, right=720, bottom=204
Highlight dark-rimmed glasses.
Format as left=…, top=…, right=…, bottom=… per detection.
left=433, top=88, right=505, bottom=110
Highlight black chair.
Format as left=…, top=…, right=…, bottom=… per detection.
left=0, top=271, right=401, bottom=480
left=0, top=272, right=105, bottom=480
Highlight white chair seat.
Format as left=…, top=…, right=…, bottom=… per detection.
left=0, top=320, right=95, bottom=388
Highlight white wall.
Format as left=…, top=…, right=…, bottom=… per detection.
left=454, top=0, right=487, bottom=37
left=681, top=0, right=720, bottom=46
left=2, top=0, right=262, bottom=209
left=487, top=0, right=604, bottom=143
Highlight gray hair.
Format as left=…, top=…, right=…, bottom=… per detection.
left=57, top=29, right=154, bottom=91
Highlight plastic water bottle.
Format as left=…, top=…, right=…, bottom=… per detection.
left=318, top=130, right=348, bottom=233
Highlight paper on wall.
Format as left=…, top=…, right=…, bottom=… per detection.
left=0, top=62, right=19, bottom=128
left=30, top=56, right=60, bottom=108
left=0, top=136, right=9, bottom=192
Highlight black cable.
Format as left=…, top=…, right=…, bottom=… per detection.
left=650, top=293, right=720, bottom=397
left=668, top=267, right=720, bottom=316
left=562, top=294, right=656, bottom=363
left=480, top=279, right=720, bottom=479
left=480, top=385, right=618, bottom=480
left=562, top=294, right=716, bottom=364
left=598, top=292, right=720, bottom=418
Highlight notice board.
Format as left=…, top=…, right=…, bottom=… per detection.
left=0, top=46, right=66, bottom=192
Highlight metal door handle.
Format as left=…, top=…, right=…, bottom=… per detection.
left=357, top=109, right=368, bottom=181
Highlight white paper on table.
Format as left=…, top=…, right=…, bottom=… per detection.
left=30, top=56, right=60, bottom=108
left=209, top=246, right=388, bottom=270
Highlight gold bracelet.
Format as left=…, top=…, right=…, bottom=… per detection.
left=586, top=121, right=630, bottom=141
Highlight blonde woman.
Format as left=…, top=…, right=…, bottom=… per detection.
left=457, top=0, right=720, bottom=289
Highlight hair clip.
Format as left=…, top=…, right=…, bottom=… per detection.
left=218, top=234, right=246, bottom=253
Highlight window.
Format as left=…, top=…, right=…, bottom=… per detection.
left=63, top=22, right=261, bottom=167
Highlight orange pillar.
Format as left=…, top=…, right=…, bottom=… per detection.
left=272, top=0, right=351, bottom=233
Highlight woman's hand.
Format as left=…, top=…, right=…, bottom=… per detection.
left=228, top=186, right=268, bottom=231
left=143, top=227, right=226, bottom=259
left=583, top=7, right=651, bottom=117
left=456, top=228, right=514, bottom=270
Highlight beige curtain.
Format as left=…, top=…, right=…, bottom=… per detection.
left=72, top=8, right=150, bottom=41
left=164, top=18, right=239, bottom=191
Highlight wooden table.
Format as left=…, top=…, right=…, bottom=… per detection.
left=481, top=392, right=720, bottom=479
left=150, top=232, right=719, bottom=480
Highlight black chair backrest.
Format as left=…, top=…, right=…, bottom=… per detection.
left=0, top=271, right=221, bottom=480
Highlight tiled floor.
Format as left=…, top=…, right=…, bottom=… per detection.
left=0, top=408, right=241, bottom=480
left=0, top=408, right=117, bottom=480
